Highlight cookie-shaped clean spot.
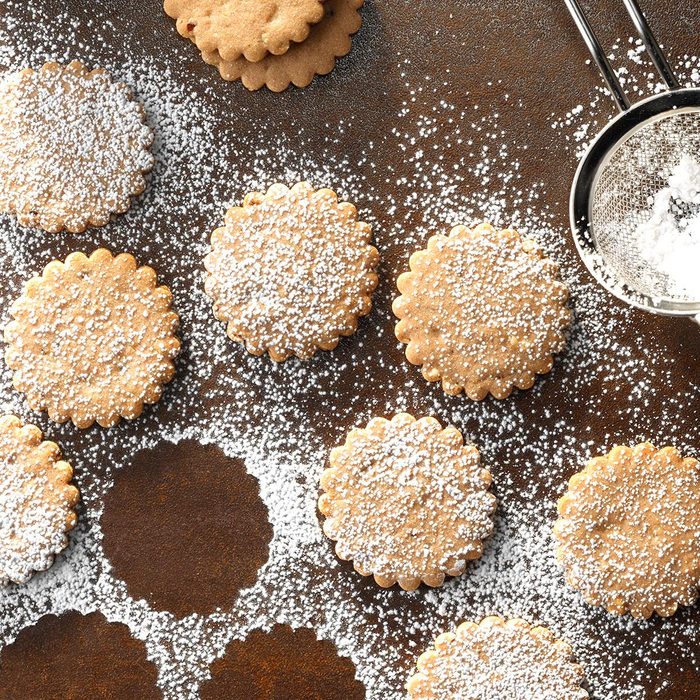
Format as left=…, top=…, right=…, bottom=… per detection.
left=201, top=0, right=365, bottom=92
left=393, top=222, right=572, bottom=400
left=200, top=625, right=365, bottom=700
left=4, top=249, right=180, bottom=429
left=164, top=0, right=325, bottom=63
left=0, top=415, right=79, bottom=585
left=406, top=617, right=588, bottom=699
left=101, top=441, right=272, bottom=617
left=0, top=61, right=153, bottom=233
left=554, top=443, right=700, bottom=619
left=0, top=611, right=161, bottom=699
left=319, top=413, right=496, bottom=590
left=204, top=181, right=379, bottom=361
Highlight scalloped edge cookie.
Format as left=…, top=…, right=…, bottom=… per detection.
left=318, top=413, right=496, bottom=590
left=393, top=222, right=572, bottom=400
left=407, top=617, right=589, bottom=699
left=200, top=0, right=363, bottom=91
left=0, top=415, right=79, bottom=585
left=0, top=61, right=153, bottom=233
left=5, top=249, right=180, bottom=429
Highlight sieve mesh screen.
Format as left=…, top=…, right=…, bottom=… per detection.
left=590, top=109, right=700, bottom=302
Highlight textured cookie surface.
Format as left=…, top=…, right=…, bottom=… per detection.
left=4, top=249, right=180, bottom=429
left=204, top=181, right=379, bottom=361
left=406, top=616, right=588, bottom=699
left=0, top=61, right=153, bottom=233
left=393, top=222, right=571, bottom=400
left=318, top=413, right=496, bottom=590
left=201, top=0, right=363, bottom=92
left=554, top=443, right=700, bottom=619
left=0, top=415, right=79, bottom=585
left=164, top=0, right=326, bottom=63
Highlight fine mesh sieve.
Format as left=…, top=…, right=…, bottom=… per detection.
left=565, top=0, right=700, bottom=322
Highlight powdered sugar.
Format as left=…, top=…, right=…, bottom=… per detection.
left=320, top=414, right=496, bottom=588
left=406, top=617, right=588, bottom=699
left=0, top=416, right=78, bottom=585
left=0, top=61, right=153, bottom=233
left=203, top=181, right=378, bottom=361
left=554, top=444, right=700, bottom=619
left=631, top=154, right=700, bottom=301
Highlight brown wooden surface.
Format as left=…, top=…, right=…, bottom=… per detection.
left=0, top=0, right=699, bottom=698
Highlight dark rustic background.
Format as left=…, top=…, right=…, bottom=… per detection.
left=0, top=0, right=699, bottom=698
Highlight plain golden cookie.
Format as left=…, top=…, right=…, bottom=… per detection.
left=203, top=181, right=379, bottom=362
left=318, top=413, right=496, bottom=590
left=393, top=222, right=572, bottom=400
left=0, top=415, right=79, bottom=585
left=201, top=0, right=364, bottom=92
left=4, top=249, right=181, bottom=429
left=0, top=61, right=153, bottom=233
left=164, top=0, right=326, bottom=63
left=554, top=443, right=700, bottom=619
left=406, top=617, right=589, bottom=700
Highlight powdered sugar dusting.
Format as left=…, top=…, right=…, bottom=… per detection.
left=0, top=3, right=698, bottom=699
left=0, top=60, right=153, bottom=233
left=320, top=414, right=496, bottom=589
left=0, top=415, right=78, bottom=585
left=406, top=617, right=588, bottom=699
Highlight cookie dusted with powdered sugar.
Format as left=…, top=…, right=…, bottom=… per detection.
left=0, top=415, right=79, bottom=585
left=554, top=443, right=700, bottom=619
left=0, top=61, right=153, bottom=233
left=204, top=181, right=379, bottom=361
left=393, top=222, right=572, bottom=400
left=407, top=617, right=588, bottom=699
left=163, top=0, right=325, bottom=63
left=318, top=413, right=496, bottom=590
left=200, top=0, right=364, bottom=92
left=4, top=249, right=181, bottom=429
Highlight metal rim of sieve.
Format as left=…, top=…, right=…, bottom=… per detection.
left=570, top=88, right=700, bottom=316
left=565, top=0, right=700, bottom=319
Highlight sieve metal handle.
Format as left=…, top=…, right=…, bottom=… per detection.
left=564, top=0, right=630, bottom=111
left=565, top=0, right=680, bottom=111
left=621, top=0, right=679, bottom=90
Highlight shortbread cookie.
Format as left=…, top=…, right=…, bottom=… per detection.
left=0, top=61, right=153, bottom=233
left=0, top=415, right=79, bottom=585
left=393, top=222, right=572, bottom=400
left=318, top=413, right=496, bottom=590
left=4, top=249, right=180, bottom=429
left=164, top=0, right=325, bottom=63
left=554, top=443, right=700, bottom=619
left=201, top=0, right=363, bottom=92
left=204, top=182, right=379, bottom=361
left=407, top=617, right=588, bottom=699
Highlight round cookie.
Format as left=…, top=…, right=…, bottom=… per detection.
left=406, top=617, right=588, bottom=699
left=392, top=222, right=572, bottom=400
left=318, top=413, right=496, bottom=590
left=163, top=0, right=326, bottom=63
left=201, top=0, right=364, bottom=92
left=0, top=415, right=79, bottom=585
left=553, top=443, right=700, bottom=619
left=199, top=625, right=365, bottom=699
left=0, top=611, right=161, bottom=698
left=0, top=61, right=153, bottom=233
left=4, top=249, right=180, bottom=429
left=203, top=181, right=379, bottom=362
